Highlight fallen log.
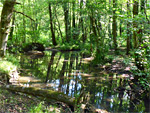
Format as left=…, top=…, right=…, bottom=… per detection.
left=1, top=85, right=110, bottom=113
left=2, top=85, right=75, bottom=111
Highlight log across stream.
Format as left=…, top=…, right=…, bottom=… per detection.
left=2, top=84, right=109, bottom=112
left=2, top=85, right=75, bottom=111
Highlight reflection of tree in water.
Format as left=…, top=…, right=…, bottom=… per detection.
left=66, top=53, right=75, bottom=95
left=58, top=54, right=68, bottom=92
left=20, top=55, right=45, bottom=77
left=19, top=51, right=149, bottom=112
left=45, top=51, right=57, bottom=83
left=58, top=52, right=82, bottom=97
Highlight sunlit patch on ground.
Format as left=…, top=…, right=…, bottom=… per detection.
left=117, top=74, right=130, bottom=78
left=82, top=57, right=94, bottom=63
left=28, top=83, right=57, bottom=89
left=80, top=73, right=93, bottom=77
left=18, top=76, right=41, bottom=83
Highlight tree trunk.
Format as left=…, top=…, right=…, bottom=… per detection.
left=3, top=85, right=75, bottom=111
left=139, top=0, right=145, bottom=43
left=79, top=0, right=86, bottom=42
left=54, top=7, right=63, bottom=41
left=112, top=0, right=117, bottom=52
left=0, top=0, right=16, bottom=56
left=72, top=1, right=76, bottom=40
left=23, top=0, right=26, bottom=43
left=63, top=3, right=70, bottom=42
left=108, top=0, right=112, bottom=48
left=133, top=0, right=139, bottom=48
left=49, top=3, right=57, bottom=46
left=120, top=5, right=123, bottom=37
left=90, top=15, right=97, bottom=37
left=141, top=0, right=145, bottom=12
left=126, top=0, right=131, bottom=55
left=9, top=13, right=15, bottom=41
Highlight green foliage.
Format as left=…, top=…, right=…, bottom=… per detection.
left=0, top=60, right=17, bottom=74
left=131, top=65, right=150, bottom=91
left=58, top=43, right=80, bottom=51
left=131, top=42, right=150, bottom=91
left=123, top=57, right=132, bottom=66
left=29, top=102, right=45, bottom=113
left=91, top=42, right=110, bottom=65
left=5, top=53, right=20, bottom=67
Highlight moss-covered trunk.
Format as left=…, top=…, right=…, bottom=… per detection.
left=3, top=85, right=75, bottom=110
left=0, top=0, right=16, bottom=56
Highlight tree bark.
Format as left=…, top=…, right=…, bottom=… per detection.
left=133, top=0, right=139, bottom=48
left=141, top=0, right=145, bottom=12
left=112, top=0, right=117, bottom=52
left=72, top=1, right=76, bottom=40
left=49, top=3, right=57, bottom=46
left=0, top=0, right=16, bottom=56
left=9, top=13, right=15, bottom=41
left=63, top=3, right=70, bottom=42
left=126, top=0, right=131, bottom=55
left=139, top=0, right=145, bottom=43
left=120, top=4, right=123, bottom=37
left=54, top=7, right=63, bottom=41
left=23, top=0, right=26, bottom=43
left=79, top=0, right=86, bottom=42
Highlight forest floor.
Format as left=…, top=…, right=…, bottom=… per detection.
left=103, top=56, right=133, bottom=78
left=100, top=48, right=133, bottom=78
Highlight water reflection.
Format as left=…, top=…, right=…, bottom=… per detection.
left=18, top=51, right=149, bottom=112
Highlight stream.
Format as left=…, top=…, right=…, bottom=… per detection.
left=13, top=51, right=149, bottom=112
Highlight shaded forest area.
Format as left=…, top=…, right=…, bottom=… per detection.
left=0, top=0, right=150, bottom=112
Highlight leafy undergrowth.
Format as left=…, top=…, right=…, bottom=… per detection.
left=0, top=87, right=69, bottom=113
left=0, top=60, right=17, bottom=75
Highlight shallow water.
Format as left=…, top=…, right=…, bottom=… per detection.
left=16, top=51, right=149, bottom=112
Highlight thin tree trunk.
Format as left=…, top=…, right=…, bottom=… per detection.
left=0, top=0, right=16, bottom=56
left=126, top=0, right=131, bottom=55
left=54, top=7, right=63, bottom=41
left=133, top=0, right=139, bottom=48
left=72, top=1, right=76, bottom=40
left=112, top=0, right=117, bottom=52
left=49, top=3, right=57, bottom=46
left=120, top=4, right=123, bottom=37
left=108, top=0, right=112, bottom=47
left=23, top=0, right=26, bottom=43
left=79, top=0, right=85, bottom=42
left=139, top=0, right=145, bottom=43
left=63, top=3, right=70, bottom=42
left=90, top=14, right=97, bottom=37
left=141, top=0, right=145, bottom=12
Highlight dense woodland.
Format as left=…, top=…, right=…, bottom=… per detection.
left=0, top=0, right=150, bottom=112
